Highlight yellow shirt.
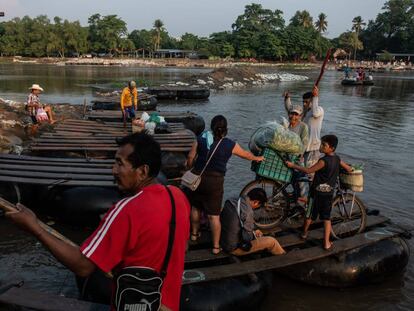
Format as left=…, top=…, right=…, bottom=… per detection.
left=120, top=87, right=138, bottom=110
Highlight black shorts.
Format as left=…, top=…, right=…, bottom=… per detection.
left=31, top=115, right=38, bottom=124
left=186, top=171, right=224, bottom=216
left=310, top=192, right=333, bottom=221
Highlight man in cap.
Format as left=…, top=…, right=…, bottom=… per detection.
left=120, top=80, right=139, bottom=126
left=26, top=84, right=55, bottom=124
left=284, top=85, right=324, bottom=169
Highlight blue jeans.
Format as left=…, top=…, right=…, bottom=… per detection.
left=123, top=106, right=136, bottom=120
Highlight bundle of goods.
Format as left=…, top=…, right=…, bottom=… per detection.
left=132, top=112, right=171, bottom=134
left=249, top=120, right=303, bottom=155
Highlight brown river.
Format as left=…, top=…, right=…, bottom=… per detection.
left=0, top=64, right=413, bottom=310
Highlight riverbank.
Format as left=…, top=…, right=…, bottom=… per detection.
left=0, top=99, right=84, bottom=154
left=4, top=56, right=319, bottom=69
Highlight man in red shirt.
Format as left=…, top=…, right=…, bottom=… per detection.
left=6, top=132, right=190, bottom=311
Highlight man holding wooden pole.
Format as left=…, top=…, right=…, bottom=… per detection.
left=3, top=132, right=190, bottom=311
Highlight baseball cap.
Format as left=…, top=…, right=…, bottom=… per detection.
left=289, top=105, right=303, bottom=115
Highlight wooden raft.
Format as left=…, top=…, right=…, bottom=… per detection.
left=87, top=110, right=198, bottom=122
left=185, top=215, right=389, bottom=264
left=0, top=154, right=114, bottom=187
left=29, top=119, right=195, bottom=154
left=183, top=216, right=398, bottom=285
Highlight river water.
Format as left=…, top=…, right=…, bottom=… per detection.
left=0, top=64, right=413, bottom=310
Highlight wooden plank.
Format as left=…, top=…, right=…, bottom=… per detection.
left=0, top=169, right=114, bottom=181
left=0, top=286, right=108, bottom=311
left=182, top=226, right=400, bottom=285
left=0, top=154, right=113, bottom=163
left=0, top=159, right=113, bottom=168
left=30, top=146, right=191, bottom=152
left=0, top=175, right=114, bottom=187
left=0, top=163, right=112, bottom=174
left=185, top=215, right=389, bottom=264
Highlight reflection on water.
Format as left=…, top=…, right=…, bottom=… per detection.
left=0, top=65, right=413, bottom=309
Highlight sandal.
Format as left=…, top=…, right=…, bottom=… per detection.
left=323, top=242, right=334, bottom=251
left=211, top=247, right=222, bottom=255
left=190, top=232, right=201, bottom=242
left=300, top=233, right=308, bottom=240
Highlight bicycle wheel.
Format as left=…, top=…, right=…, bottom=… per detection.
left=330, top=192, right=367, bottom=239
left=240, top=179, right=289, bottom=230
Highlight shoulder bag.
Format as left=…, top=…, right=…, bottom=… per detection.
left=181, top=139, right=223, bottom=191
left=113, top=186, right=176, bottom=311
left=236, top=198, right=253, bottom=252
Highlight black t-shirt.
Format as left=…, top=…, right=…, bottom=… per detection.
left=312, top=154, right=340, bottom=193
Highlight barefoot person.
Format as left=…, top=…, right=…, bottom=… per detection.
left=26, top=84, right=55, bottom=124
left=286, top=135, right=353, bottom=250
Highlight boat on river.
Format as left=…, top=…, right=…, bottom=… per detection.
left=341, top=78, right=374, bottom=86
left=146, top=86, right=210, bottom=100
left=91, top=93, right=158, bottom=111
left=0, top=213, right=410, bottom=311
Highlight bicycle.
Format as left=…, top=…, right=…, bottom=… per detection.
left=240, top=149, right=367, bottom=239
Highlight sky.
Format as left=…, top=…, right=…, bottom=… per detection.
left=0, top=0, right=388, bottom=39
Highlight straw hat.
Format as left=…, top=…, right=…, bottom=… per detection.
left=29, top=84, right=44, bottom=91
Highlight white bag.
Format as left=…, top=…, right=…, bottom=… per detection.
left=181, top=138, right=223, bottom=191
left=181, top=170, right=201, bottom=191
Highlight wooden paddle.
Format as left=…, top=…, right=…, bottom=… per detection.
left=0, top=197, right=78, bottom=247
left=0, top=196, right=115, bottom=278
left=315, top=48, right=332, bottom=87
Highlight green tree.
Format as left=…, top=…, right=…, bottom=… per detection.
left=290, top=10, right=314, bottom=28
left=179, top=33, right=199, bottom=50
left=351, top=16, right=366, bottom=59
left=153, top=19, right=164, bottom=51
left=88, top=14, right=127, bottom=53
left=232, top=3, right=285, bottom=59
left=315, top=13, right=328, bottom=33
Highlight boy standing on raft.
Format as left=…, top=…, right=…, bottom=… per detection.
left=286, top=135, right=353, bottom=250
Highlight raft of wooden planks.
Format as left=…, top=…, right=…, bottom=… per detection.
left=0, top=215, right=399, bottom=311
left=29, top=119, right=195, bottom=154
left=182, top=215, right=397, bottom=284
left=0, top=154, right=114, bottom=187
left=87, top=110, right=198, bottom=122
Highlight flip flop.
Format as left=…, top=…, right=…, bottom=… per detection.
left=211, top=247, right=222, bottom=255
left=323, top=242, right=334, bottom=251
left=190, top=232, right=201, bottom=242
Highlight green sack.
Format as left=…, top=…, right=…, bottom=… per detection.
left=148, top=112, right=161, bottom=124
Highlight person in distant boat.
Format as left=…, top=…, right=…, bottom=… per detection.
left=186, top=115, right=264, bottom=255
left=286, top=135, right=353, bottom=250
left=220, top=188, right=285, bottom=256
left=120, top=80, right=138, bottom=125
left=344, top=65, right=351, bottom=79
left=26, top=84, right=55, bottom=124
left=6, top=132, right=190, bottom=311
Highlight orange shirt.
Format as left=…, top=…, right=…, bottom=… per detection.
left=120, top=87, right=138, bottom=110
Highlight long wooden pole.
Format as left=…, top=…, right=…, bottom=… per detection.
left=315, top=48, right=332, bottom=87
left=0, top=197, right=78, bottom=247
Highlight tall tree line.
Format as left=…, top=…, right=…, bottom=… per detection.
left=0, top=1, right=413, bottom=60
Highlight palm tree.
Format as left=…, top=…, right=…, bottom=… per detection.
left=153, top=19, right=164, bottom=51
left=298, top=10, right=313, bottom=28
left=290, top=10, right=313, bottom=28
left=315, top=13, right=328, bottom=33
left=352, top=16, right=366, bottom=35
left=351, top=16, right=366, bottom=60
